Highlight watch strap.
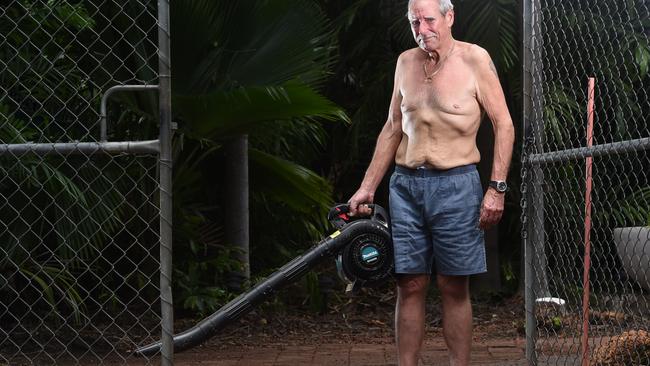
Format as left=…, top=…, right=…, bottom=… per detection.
left=488, top=180, right=507, bottom=193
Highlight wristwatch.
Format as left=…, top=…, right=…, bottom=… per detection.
left=488, top=180, right=508, bottom=193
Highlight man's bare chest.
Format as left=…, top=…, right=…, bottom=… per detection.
left=399, top=62, right=478, bottom=115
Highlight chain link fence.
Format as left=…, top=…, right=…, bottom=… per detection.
left=523, top=0, right=650, bottom=364
left=0, top=0, right=172, bottom=364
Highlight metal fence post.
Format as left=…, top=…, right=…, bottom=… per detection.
left=158, top=0, right=174, bottom=364
left=523, top=0, right=539, bottom=364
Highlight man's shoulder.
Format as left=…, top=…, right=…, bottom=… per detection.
left=458, top=42, right=491, bottom=65
left=397, top=48, right=421, bottom=62
left=393, top=48, right=422, bottom=76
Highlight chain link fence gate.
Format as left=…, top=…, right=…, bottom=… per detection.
left=523, top=0, right=650, bottom=365
left=0, top=0, right=173, bottom=364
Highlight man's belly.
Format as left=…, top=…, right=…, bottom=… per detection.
left=395, top=134, right=481, bottom=169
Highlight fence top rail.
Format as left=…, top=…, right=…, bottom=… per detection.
left=0, top=140, right=160, bottom=156
left=525, top=137, right=650, bottom=165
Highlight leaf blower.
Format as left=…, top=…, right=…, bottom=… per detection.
left=134, top=204, right=393, bottom=356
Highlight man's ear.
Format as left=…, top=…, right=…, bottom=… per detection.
left=446, top=10, right=455, bottom=28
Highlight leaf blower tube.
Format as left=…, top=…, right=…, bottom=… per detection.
left=134, top=204, right=393, bottom=357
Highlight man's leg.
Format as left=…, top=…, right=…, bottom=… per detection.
left=395, top=274, right=430, bottom=366
left=437, top=274, right=472, bottom=366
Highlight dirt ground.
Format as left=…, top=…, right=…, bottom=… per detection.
left=9, top=285, right=649, bottom=365
left=3, top=286, right=527, bottom=365
left=155, top=287, right=527, bottom=365
left=192, top=288, right=525, bottom=350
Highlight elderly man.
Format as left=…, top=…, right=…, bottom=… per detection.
left=348, top=0, right=515, bottom=365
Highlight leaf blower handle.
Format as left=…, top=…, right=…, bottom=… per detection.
left=327, top=203, right=387, bottom=229
left=327, top=203, right=352, bottom=228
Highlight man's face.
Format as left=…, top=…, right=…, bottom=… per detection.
left=408, top=0, right=454, bottom=53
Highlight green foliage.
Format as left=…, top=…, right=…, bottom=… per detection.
left=22, top=0, right=95, bottom=30
left=455, top=0, right=518, bottom=70
left=320, top=0, right=412, bottom=181
left=525, top=0, right=649, bottom=294
left=171, top=0, right=336, bottom=95
left=249, top=149, right=333, bottom=218
left=598, top=186, right=650, bottom=228
left=175, top=82, right=348, bottom=139
left=304, top=271, right=326, bottom=313
left=174, top=247, right=238, bottom=316
left=634, top=38, right=650, bottom=78
left=167, top=0, right=347, bottom=314
left=551, top=316, right=562, bottom=330
left=0, top=1, right=158, bottom=324
left=2, top=1, right=122, bottom=140
left=252, top=118, right=330, bottom=165
left=543, top=83, right=582, bottom=147
left=19, top=264, right=84, bottom=323
left=540, top=0, right=649, bottom=147
left=0, top=120, right=136, bottom=322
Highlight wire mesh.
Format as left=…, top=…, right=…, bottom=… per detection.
left=0, top=0, right=166, bottom=364
left=523, top=0, right=650, bottom=365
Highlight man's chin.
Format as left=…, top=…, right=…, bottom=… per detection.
left=419, top=43, right=436, bottom=53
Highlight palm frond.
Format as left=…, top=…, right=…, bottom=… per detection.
left=249, top=148, right=333, bottom=214
left=171, top=0, right=336, bottom=94
left=456, top=0, right=518, bottom=71
left=543, top=83, right=582, bottom=146
left=598, top=186, right=650, bottom=227
left=20, top=263, right=84, bottom=323
left=176, top=81, right=349, bottom=138
left=249, top=118, right=328, bottom=164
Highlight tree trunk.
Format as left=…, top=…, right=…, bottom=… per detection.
left=224, top=135, right=250, bottom=291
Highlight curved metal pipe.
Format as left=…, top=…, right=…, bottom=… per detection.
left=100, top=84, right=159, bottom=142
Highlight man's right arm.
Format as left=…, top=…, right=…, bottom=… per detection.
left=349, top=55, right=405, bottom=215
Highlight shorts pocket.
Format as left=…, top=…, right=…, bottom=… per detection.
left=452, top=173, right=482, bottom=207
left=471, top=171, right=484, bottom=204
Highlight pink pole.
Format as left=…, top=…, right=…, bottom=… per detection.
left=581, top=77, right=596, bottom=366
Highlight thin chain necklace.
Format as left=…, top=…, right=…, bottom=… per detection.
left=423, top=41, right=455, bottom=83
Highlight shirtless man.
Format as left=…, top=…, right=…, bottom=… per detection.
left=348, top=0, right=515, bottom=365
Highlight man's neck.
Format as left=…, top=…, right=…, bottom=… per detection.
left=424, top=38, right=455, bottom=60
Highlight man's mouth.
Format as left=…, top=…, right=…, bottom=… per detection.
left=418, top=35, right=437, bottom=44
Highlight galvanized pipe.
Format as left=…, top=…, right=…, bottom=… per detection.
left=523, top=0, right=540, bottom=364
left=526, top=137, right=650, bottom=165
left=157, top=0, right=174, bottom=365
left=100, top=84, right=159, bottom=142
left=0, top=140, right=160, bottom=156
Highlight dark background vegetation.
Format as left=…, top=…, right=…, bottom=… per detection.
left=2, top=0, right=648, bottom=328
left=0, top=0, right=526, bottom=324
left=170, top=0, right=524, bottom=317
left=165, top=0, right=524, bottom=318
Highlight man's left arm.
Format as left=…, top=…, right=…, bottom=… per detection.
left=472, top=45, right=515, bottom=229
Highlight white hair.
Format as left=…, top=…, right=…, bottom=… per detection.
left=407, top=0, right=454, bottom=15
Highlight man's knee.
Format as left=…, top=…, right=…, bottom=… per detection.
left=436, top=274, right=469, bottom=301
left=396, top=274, right=430, bottom=298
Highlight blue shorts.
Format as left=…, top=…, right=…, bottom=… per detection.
left=389, top=165, right=487, bottom=276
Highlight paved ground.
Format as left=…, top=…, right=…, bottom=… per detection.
left=35, top=338, right=525, bottom=366
left=162, top=337, right=526, bottom=365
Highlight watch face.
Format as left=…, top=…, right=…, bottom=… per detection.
left=497, top=181, right=507, bottom=192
